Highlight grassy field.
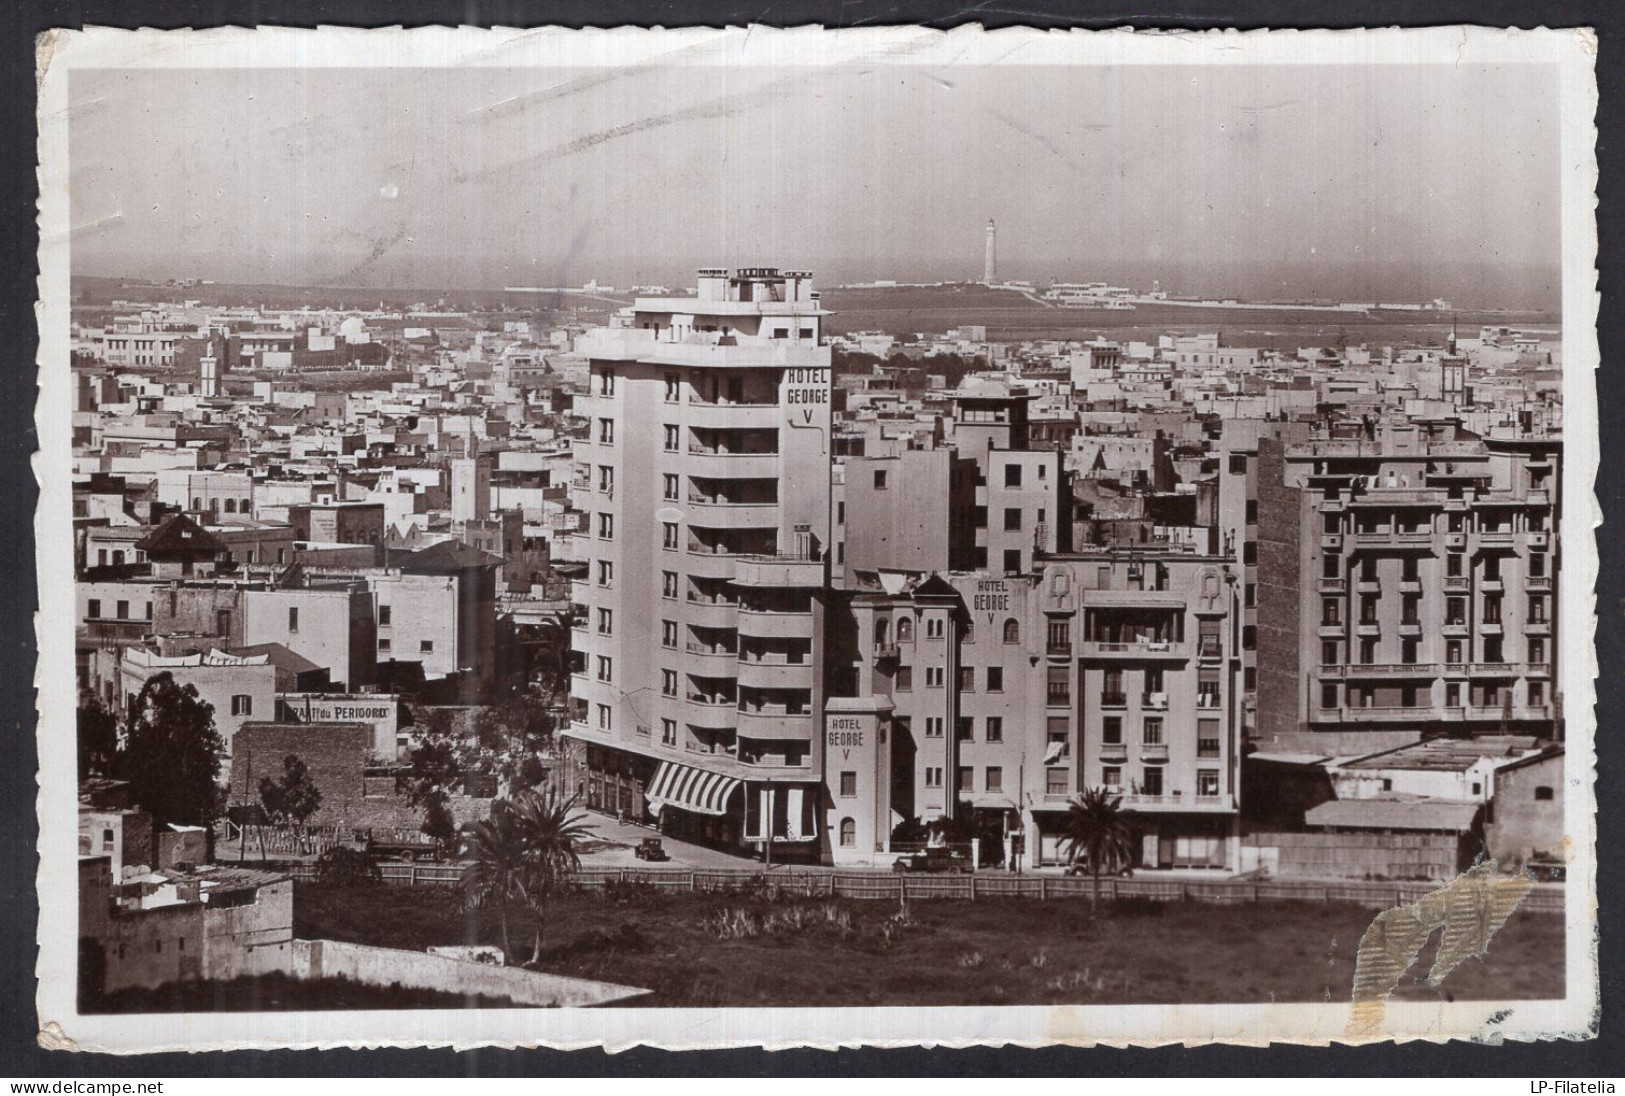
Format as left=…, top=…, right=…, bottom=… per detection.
left=296, top=883, right=1564, bottom=1009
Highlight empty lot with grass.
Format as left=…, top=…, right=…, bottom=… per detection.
left=295, top=882, right=1564, bottom=1009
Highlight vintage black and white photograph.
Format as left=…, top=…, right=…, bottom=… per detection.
left=32, top=25, right=1599, bottom=1050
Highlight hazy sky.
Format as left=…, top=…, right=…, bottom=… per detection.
left=69, top=62, right=1561, bottom=305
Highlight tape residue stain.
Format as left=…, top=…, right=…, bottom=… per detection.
left=37, top=1021, right=79, bottom=1052
left=1347, top=861, right=1533, bottom=1040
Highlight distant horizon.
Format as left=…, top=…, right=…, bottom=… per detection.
left=72, top=256, right=1563, bottom=314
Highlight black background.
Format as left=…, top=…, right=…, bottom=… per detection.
left=0, top=0, right=1617, bottom=1077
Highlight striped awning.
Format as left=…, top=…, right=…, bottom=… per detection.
left=645, top=761, right=741, bottom=817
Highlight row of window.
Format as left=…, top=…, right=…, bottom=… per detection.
left=1319, top=680, right=1549, bottom=710
left=1325, top=553, right=1549, bottom=581
left=1322, top=635, right=1548, bottom=666
left=1319, top=592, right=1548, bottom=626
left=1097, top=766, right=1222, bottom=798
left=1099, top=714, right=1222, bottom=753
left=189, top=496, right=253, bottom=513
left=85, top=598, right=153, bottom=621
left=876, top=616, right=1014, bottom=645
left=1323, top=511, right=1550, bottom=535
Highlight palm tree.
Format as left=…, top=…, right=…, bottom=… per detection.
left=1058, top=787, right=1134, bottom=913
left=510, top=786, right=593, bottom=964
left=460, top=801, right=528, bottom=961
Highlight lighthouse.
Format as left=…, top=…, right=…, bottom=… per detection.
left=983, top=219, right=998, bottom=284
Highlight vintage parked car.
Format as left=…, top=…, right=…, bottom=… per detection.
left=1526, top=857, right=1566, bottom=882
left=891, top=846, right=972, bottom=874
left=365, top=837, right=441, bottom=862
left=634, top=837, right=671, bottom=862
left=1063, top=858, right=1135, bottom=878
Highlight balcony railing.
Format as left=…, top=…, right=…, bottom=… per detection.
left=1345, top=662, right=1440, bottom=677
left=1141, top=693, right=1169, bottom=710
left=1099, top=692, right=1127, bottom=708
left=1118, top=792, right=1232, bottom=810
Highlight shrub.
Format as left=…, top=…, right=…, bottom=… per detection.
left=705, top=907, right=760, bottom=940
left=313, top=846, right=382, bottom=888
left=600, top=878, right=660, bottom=905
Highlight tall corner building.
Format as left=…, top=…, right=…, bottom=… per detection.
left=562, top=268, right=835, bottom=857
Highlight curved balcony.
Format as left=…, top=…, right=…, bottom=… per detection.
left=683, top=400, right=783, bottom=431
left=733, top=554, right=826, bottom=588
left=737, top=607, right=816, bottom=639
left=681, top=595, right=740, bottom=630
left=682, top=549, right=738, bottom=581
left=685, top=695, right=739, bottom=730
left=736, top=705, right=816, bottom=740
left=682, top=642, right=740, bottom=676
left=683, top=500, right=780, bottom=531
left=685, top=448, right=780, bottom=478
left=736, top=655, right=816, bottom=690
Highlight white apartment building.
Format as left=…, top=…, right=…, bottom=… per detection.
left=562, top=268, right=835, bottom=857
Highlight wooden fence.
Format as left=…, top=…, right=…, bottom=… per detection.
left=282, top=862, right=1566, bottom=912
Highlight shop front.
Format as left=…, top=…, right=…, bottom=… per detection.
left=645, top=759, right=745, bottom=849
left=582, top=745, right=656, bottom=823
left=744, top=782, right=823, bottom=864
left=1128, top=813, right=1236, bottom=870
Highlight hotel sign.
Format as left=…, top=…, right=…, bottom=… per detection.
left=827, top=716, right=865, bottom=759
left=972, top=578, right=1010, bottom=612
left=783, top=366, right=830, bottom=423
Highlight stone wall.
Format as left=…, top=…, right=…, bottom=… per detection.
left=228, top=722, right=368, bottom=825
left=232, top=938, right=646, bottom=1007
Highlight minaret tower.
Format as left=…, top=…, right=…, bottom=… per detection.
left=983, top=219, right=997, bottom=284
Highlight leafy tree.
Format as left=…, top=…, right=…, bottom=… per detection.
left=509, top=787, right=591, bottom=964
left=1057, top=787, right=1135, bottom=913
left=257, top=754, right=323, bottom=857
left=115, top=673, right=225, bottom=857
left=405, top=710, right=461, bottom=852
left=472, top=687, right=556, bottom=796
left=421, top=795, right=458, bottom=853
left=77, top=698, right=119, bottom=782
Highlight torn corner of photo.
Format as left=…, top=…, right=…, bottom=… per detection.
left=31, top=23, right=1600, bottom=1052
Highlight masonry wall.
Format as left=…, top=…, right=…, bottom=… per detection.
left=100, top=903, right=206, bottom=994
left=227, top=723, right=368, bottom=825
left=202, top=879, right=296, bottom=980
left=1254, top=438, right=1304, bottom=743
